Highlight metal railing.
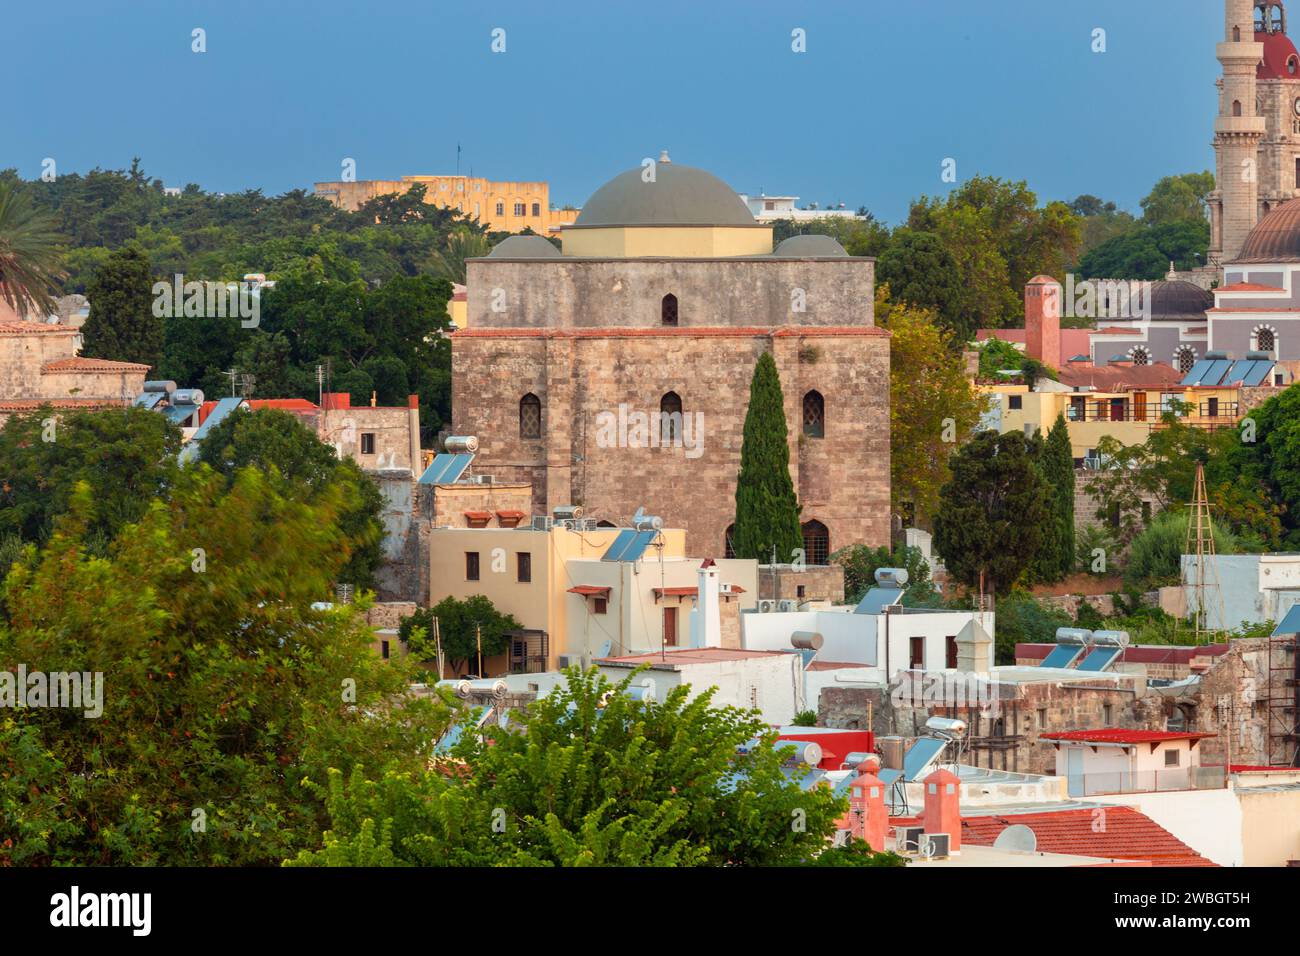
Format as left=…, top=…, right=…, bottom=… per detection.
left=1064, top=765, right=1226, bottom=797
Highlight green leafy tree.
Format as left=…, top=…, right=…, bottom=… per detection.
left=830, top=543, right=936, bottom=607
left=1124, top=509, right=1239, bottom=590
left=0, top=179, right=64, bottom=318
left=876, top=230, right=966, bottom=339
left=0, top=469, right=449, bottom=865
left=933, top=431, right=1050, bottom=597
left=877, top=290, right=983, bottom=528
left=80, top=244, right=162, bottom=367
left=733, top=352, right=802, bottom=562
left=431, top=227, right=493, bottom=284
left=0, top=407, right=181, bottom=549
left=288, top=667, right=856, bottom=867
left=194, top=408, right=385, bottom=588
left=399, top=595, right=522, bottom=675
left=1140, top=172, right=1216, bottom=226
left=987, top=592, right=1073, bottom=664
left=1078, top=220, right=1210, bottom=280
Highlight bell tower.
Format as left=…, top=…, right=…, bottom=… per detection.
left=1210, top=0, right=1267, bottom=265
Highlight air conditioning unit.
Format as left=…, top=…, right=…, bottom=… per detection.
left=896, top=826, right=925, bottom=854
left=560, top=519, right=578, bottom=531
left=471, top=474, right=495, bottom=485
left=553, top=505, right=584, bottom=521
left=530, top=515, right=554, bottom=531
left=556, top=653, right=585, bottom=670
left=757, top=599, right=778, bottom=613
left=922, top=832, right=951, bottom=859
left=777, top=600, right=799, bottom=612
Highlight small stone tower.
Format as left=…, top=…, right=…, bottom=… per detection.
left=1211, top=1, right=1267, bottom=265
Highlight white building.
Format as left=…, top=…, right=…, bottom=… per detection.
left=736, top=192, right=862, bottom=222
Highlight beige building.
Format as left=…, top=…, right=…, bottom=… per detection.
left=0, top=321, right=149, bottom=427
left=426, top=522, right=758, bottom=676
left=452, top=153, right=890, bottom=559
left=313, top=174, right=579, bottom=234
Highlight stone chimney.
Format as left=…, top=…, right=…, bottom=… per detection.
left=922, top=767, right=962, bottom=852
left=1024, top=275, right=1062, bottom=368
left=955, top=618, right=993, bottom=673
left=696, top=558, right=722, bottom=648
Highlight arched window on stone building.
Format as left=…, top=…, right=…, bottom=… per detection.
left=802, top=390, right=825, bottom=437
left=519, top=393, right=542, bottom=440
left=1256, top=327, right=1276, bottom=353
left=801, top=520, right=830, bottom=566
left=1175, top=346, right=1197, bottom=375
left=659, top=391, right=683, bottom=443
left=661, top=293, right=679, bottom=326
left=1130, top=346, right=1151, bottom=366
left=1233, top=99, right=1243, bottom=116
left=1233, top=25, right=1240, bottom=41
left=724, top=524, right=736, bottom=559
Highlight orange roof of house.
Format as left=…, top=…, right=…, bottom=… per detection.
left=463, top=510, right=493, bottom=521
left=197, top=398, right=318, bottom=425
left=1216, top=282, right=1280, bottom=293
left=567, top=585, right=611, bottom=596
left=895, top=807, right=1215, bottom=867
left=41, top=357, right=151, bottom=372
left=1057, top=362, right=1183, bottom=391
left=1041, top=728, right=1215, bottom=745
left=0, top=321, right=77, bottom=335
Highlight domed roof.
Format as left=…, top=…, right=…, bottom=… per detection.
left=772, top=234, right=848, bottom=257
left=486, top=235, right=563, bottom=258
left=572, top=155, right=757, bottom=228
left=1257, top=28, right=1300, bottom=79
left=1234, top=198, right=1300, bottom=262
left=1148, top=280, right=1212, bottom=319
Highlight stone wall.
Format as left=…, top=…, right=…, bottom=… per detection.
left=464, top=257, right=874, bottom=330
left=757, top=564, right=845, bottom=604
left=452, top=328, right=891, bottom=557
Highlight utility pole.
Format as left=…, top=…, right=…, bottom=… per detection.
left=433, top=616, right=444, bottom=681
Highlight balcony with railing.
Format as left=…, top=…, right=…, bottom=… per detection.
left=1064, top=765, right=1227, bottom=797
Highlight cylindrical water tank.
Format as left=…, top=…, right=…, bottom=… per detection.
left=844, top=752, right=880, bottom=772
left=173, top=389, right=204, bottom=406
left=445, top=435, right=479, bottom=454
left=791, top=631, right=824, bottom=650
left=925, top=716, right=967, bottom=736
left=1055, top=627, right=1093, bottom=645
left=778, top=740, right=823, bottom=767
left=1091, top=630, right=1131, bottom=647
left=874, top=567, right=909, bottom=587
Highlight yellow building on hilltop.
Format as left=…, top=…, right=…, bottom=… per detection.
left=313, top=174, right=579, bottom=234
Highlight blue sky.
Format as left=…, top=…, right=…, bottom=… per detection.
left=4, top=0, right=1223, bottom=224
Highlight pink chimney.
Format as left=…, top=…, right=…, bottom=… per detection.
left=1024, top=275, right=1062, bottom=367
left=922, top=767, right=961, bottom=852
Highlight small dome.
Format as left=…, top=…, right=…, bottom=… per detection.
left=1234, top=198, right=1300, bottom=262
left=772, top=234, right=848, bottom=257
left=1147, top=280, right=1212, bottom=319
left=573, top=159, right=756, bottom=228
left=486, top=235, right=563, bottom=258
left=1257, top=28, right=1300, bottom=79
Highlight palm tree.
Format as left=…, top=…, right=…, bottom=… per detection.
left=430, top=227, right=492, bottom=285
left=0, top=180, right=64, bottom=319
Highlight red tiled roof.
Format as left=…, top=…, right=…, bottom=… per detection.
left=1215, top=282, right=1281, bottom=293
left=0, top=398, right=123, bottom=411
left=1041, top=728, right=1215, bottom=745
left=0, top=321, right=76, bottom=335
left=567, top=585, right=611, bottom=596
left=1227, top=764, right=1298, bottom=773
left=495, top=509, right=526, bottom=519
left=1093, top=326, right=1141, bottom=335
left=1056, top=362, right=1183, bottom=391
left=463, top=510, right=492, bottom=521
left=938, top=808, right=1215, bottom=867
left=41, top=357, right=151, bottom=372
left=198, top=398, right=318, bottom=425
left=651, top=585, right=745, bottom=599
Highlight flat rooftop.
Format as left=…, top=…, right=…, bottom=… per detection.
left=597, top=647, right=795, bottom=668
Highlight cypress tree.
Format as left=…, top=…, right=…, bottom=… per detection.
left=81, top=245, right=162, bottom=369
left=1042, top=413, right=1076, bottom=579
left=733, top=352, right=803, bottom=562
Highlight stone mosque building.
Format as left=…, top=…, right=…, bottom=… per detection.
left=450, top=154, right=890, bottom=559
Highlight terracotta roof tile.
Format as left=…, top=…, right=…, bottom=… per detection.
left=41, top=357, right=151, bottom=372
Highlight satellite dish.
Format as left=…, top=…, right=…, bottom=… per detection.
left=993, top=824, right=1038, bottom=853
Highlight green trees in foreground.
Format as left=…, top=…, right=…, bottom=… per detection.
left=289, top=667, right=903, bottom=867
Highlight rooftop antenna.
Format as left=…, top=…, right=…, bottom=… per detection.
left=1186, top=462, right=1225, bottom=644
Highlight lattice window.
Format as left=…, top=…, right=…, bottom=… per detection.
left=801, top=520, right=830, bottom=566
left=1130, top=347, right=1150, bottom=366
left=802, top=390, right=825, bottom=437
left=519, top=393, right=542, bottom=439
left=1257, top=327, right=1276, bottom=352
left=1176, top=348, right=1196, bottom=374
